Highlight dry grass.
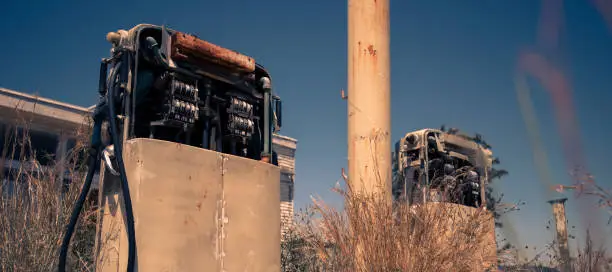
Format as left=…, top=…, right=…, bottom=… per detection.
left=281, top=166, right=612, bottom=272
left=2, top=108, right=609, bottom=271
left=1, top=116, right=500, bottom=271
left=282, top=184, right=612, bottom=272
left=0, top=112, right=95, bottom=272
left=571, top=229, right=612, bottom=272
left=283, top=177, right=498, bottom=272
left=495, top=227, right=612, bottom=272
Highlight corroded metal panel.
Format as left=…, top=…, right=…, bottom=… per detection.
left=222, top=153, right=281, bottom=272
left=94, top=138, right=281, bottom=272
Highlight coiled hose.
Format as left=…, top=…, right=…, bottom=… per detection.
left=58, top=61, right=137, bottom=272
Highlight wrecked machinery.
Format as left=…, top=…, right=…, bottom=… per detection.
left=392, top=128, right=494, bottom=208
left=58, top=24, right=283, bottom=272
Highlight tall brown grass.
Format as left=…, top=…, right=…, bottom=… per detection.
left=281, top=172, right=612, bottom=271
left=0, top=112, right=95, bottom=272
left=282, top=176, right=498, bottom=272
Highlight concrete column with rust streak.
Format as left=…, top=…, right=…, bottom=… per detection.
left=548, top=198, right=571, bottom=272
left=347, top=0, right=392, bottom=199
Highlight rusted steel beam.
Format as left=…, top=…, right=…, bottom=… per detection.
left=171, top=32, right=256, bottom=73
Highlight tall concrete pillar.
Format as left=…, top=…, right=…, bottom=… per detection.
left=347, top=0, right=391, bottom=199
left=348, top=0, right=391, bottom=269
left=548, top=198, right=571, bottom=272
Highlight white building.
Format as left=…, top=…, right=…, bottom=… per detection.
left=273, top=134, right=298, bottom=236
left=0, top=87, right=297, bottom=235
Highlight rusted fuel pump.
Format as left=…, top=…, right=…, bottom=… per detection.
left=59, top=24, right=283, bottom=272
left=392, top=128, right=493, bottom=207
left=392, top=128, right=498, bottom=270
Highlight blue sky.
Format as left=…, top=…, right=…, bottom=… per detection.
left=1, top=0, right=611, bottom=258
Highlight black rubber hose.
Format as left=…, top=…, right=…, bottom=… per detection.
left=57, top=148, right=100, bottom=272
left=107, top=62, right=137, bottom=272
left=57, top=62, right=118, bottom=272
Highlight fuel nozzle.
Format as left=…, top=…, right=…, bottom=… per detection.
left=143, top=36, right=167, bottom=67
left=90, top=99, right=108, bottom=150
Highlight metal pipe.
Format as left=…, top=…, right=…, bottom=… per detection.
left=548, top=198, right=571, bottom=272
left=261, top=77, right=272, bottom=159
left=347, top=0, right=391, bottom=198
left=264, top=92, right=271, bottom=155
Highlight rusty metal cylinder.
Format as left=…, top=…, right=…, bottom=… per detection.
left=171, top=32, right=256, bottom=73
left=347, top=0, right=391, bottom=269
left=347, top=0, right=391, bottom=198
left=94, top=138, right=281, bottom=272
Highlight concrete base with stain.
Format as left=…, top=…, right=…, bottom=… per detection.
left=93, top=138, right=281, bottom=272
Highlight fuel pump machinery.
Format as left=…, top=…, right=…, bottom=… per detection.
left=59, top=24, right=283, bottom=272
left=392, top=128, right=493, bottom=207
left=391, top=129, right=498, bottom=270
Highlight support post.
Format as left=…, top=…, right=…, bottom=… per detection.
left=548, top=198, right=571, bottom=272
left=347, top=0, right=391, bottom=199
left=348, top=0, right=391, bottom=269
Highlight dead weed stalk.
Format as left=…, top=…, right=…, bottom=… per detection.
left=0, top=113, right=95, bottom=272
